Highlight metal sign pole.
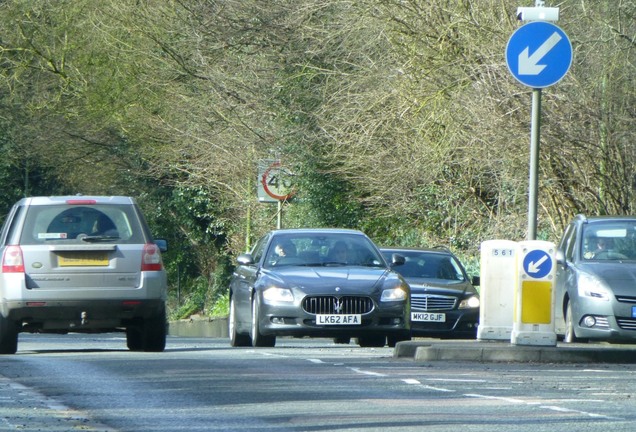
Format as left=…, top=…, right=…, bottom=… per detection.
left=527, top=88, right=541, bottom=240
left=506, top=6, right=571, bottom=241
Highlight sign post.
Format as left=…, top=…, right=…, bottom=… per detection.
left=257, top=160, right=295, bottom=229
left=506, top=15, right=572, bottom=240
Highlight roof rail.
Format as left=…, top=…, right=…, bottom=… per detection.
left=574, top=214, right=587, bottom=222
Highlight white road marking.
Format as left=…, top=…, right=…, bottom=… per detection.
left=349, top=367, right=387, bottom=377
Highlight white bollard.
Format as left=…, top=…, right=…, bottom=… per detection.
left=477, top=240, right=519, bottom=341
left=511, top=240, right=557, bottom=346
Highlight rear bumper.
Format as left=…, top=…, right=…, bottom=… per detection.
left=1, top=299, right=165, bottom=333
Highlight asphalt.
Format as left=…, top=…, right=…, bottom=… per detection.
left=168, top=317, right=636, bottom=363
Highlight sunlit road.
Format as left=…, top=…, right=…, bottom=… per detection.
left=0, top=334, right=634, bottom=431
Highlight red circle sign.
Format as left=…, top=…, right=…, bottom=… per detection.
left=261, top=162, right=295, bottom=201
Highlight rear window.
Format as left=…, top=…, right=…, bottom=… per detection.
left=19, top=204, right=146, bottom=245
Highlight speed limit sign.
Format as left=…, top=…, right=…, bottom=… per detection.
left=258, top=161, right=295, bottom=202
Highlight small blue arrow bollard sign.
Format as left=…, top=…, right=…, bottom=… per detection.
left=506, top=21, right=572, bottom=88
left=523, top=249, right=553, bottom=279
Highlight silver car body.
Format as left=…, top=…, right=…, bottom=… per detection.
left=0, top=196, right=168, bottom=353
left=555, top=214, right=636, bottom=342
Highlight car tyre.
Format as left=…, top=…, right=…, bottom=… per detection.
left=0, top=314, right=18, bottom=355
left=126, top=326, right=143, bottom=351
left=333, top=337, right=351, bottom=345
left=229, top=296, right=251, bottom=347
left=127, top=308, right=167, bottom=352
left=251, top=297, right=275, bottom=347
left=356, top=335, right=386, bottom=348
left=142, top=310, right=167, bottom=352
left=564, top=301, right=583, bottom=344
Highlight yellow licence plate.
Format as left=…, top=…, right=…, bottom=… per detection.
left=58, top=252, right=109, bottom=267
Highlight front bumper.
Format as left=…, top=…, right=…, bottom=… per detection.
left=572, top=297, right=636, bottom=342
left=410, top=308, right=479, bottom=339
left=258, top=300, right=409, bottom=338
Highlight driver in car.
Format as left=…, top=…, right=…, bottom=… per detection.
left=584, top=237, right=612, bottom=259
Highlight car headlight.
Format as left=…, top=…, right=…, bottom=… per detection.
left=381, top=286, right=408, bottom=302
left=577, top=273, right=611, bottom=301
left=459, top=295, right=480, bottom=309
left=262, top=287, right=294, bottom=303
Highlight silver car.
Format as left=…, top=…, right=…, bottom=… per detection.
left=555, top=214, right=636, bottom=343
left=0, top=196, right=168, bottom=354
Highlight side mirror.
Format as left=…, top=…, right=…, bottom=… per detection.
left=391, top=253, right=405, bottom=266
left=471, top=276, right=480, bottom=286
left=155, top=239, right=168, bottom=253
left=556, top=249, right=566, bottom=267
left=237, top=253, right=254, bottom=265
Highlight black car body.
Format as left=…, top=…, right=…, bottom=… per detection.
left=228, top=229, right=411, bottom=348
left=381, top=247, right=480, bottom=339
left=555, top=214, right=636, bottom=343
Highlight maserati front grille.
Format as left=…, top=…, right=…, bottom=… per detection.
left=302, top=296, right=374, bottom=315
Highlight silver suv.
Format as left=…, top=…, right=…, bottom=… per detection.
left=0, top=196, right=168, bottom=354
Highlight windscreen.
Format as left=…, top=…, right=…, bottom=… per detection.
left=264, top=233, right=385, bottom=268
left=582, top=221, right=636, bottom=260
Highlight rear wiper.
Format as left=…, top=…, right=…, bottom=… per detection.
left=81, top=235, right=120, bottom=242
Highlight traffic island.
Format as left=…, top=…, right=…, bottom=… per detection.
left=394, top=339, right=636, bottom=363
left=169, top=315, right=229, bottom=338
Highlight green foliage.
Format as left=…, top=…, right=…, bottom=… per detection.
left=169, top=275, right=209, bottom=321
left=210, top=293, right=230, bottom=318
left=0, top=0, right=633, bottom=319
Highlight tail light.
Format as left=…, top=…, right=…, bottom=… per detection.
left=2, top=245, right=25, bottom=273
left=141, top=243, right=163, bottom=271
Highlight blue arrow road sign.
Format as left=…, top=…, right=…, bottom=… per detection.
left=523, top=249, right=553, bottom=279
left=506, top=21, right=572, bottom=88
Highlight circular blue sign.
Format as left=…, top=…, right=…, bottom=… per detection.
left=523, top=250, right=553, bottom=279
left=506, top=21, right=572, bottom=88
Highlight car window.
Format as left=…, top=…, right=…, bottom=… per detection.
left=562, top=223, right=576, bottom=261
left=264, top=233, right=384, bottom=268
left=250, top=234, right=270, bottom=264
left=582, top=221, right=636, bottom=260
left=19, top=204, right=144, bottom=245
left=0, top=204, right=24, bottom=246
left=387, top=251, right=467, bottom=281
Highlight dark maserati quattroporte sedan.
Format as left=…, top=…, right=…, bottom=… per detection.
left=228, top=229, right=411, bottom=348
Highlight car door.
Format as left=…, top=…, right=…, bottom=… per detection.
left=231, top=234, right=269, bottom=330
left=554, top=222, right=577, bottom=333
